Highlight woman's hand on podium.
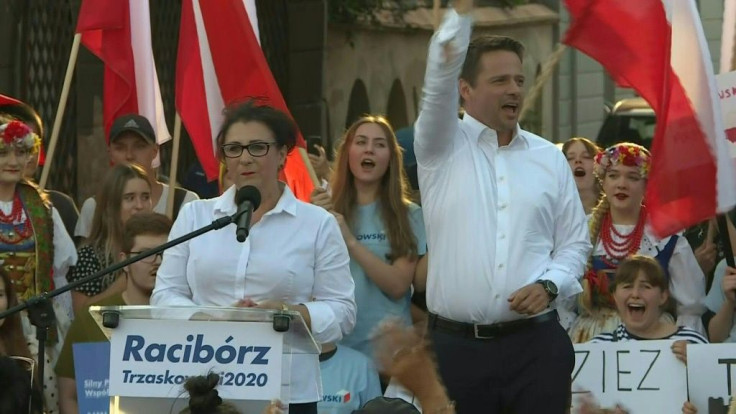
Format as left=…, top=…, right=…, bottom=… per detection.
left=233, top=297, right=258, bottom=307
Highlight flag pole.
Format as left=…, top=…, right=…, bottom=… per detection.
left=166, top=114, right=182, bottom=219
left=298, top=147, right=320, bottom=187
left=40, top=33, right=82, bottom=190
left=519, top=43, right=567, bottom=123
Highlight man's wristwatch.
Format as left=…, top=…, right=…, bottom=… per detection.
left=535, top=279, right=559, bottom=302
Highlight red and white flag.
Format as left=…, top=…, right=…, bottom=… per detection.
left=564, top=0, right=736, bottom=237
left=76, top=0, right=170, bottom=162
left=176, top=0, right=314, bottom=200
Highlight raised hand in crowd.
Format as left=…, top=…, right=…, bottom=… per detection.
left=707, top=265, right=736, bottom=342
left=722, top=265, right=736, bottom=304
left=373, top=320, right=455, bottom=414
left=671, top=340, right=689, bottom=364
left=682, top=401, right=698, bottom=414
left=310, top=187, right=333, bottom=212
left=694, top=241, right=718, bottom=276
left=453, top=0, right=473, bottom=14
left=307, top=144, right=332, bottom=182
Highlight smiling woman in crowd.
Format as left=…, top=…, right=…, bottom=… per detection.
left=569, top=142, right=706, bottom=343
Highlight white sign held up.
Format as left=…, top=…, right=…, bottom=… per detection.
left=108, top=319, right=283, bottom=400
left=686, top=343, right=736, bottom=414
left=571, top=340, right=687, bottom=413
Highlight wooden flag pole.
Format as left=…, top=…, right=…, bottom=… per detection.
left=298, top=147, right=320, bottom=187
left=519, top=43, right=568, bottom=123
left=165, top=114, right=183, bottom=219
left=40, top=33, right=82, bottom=190
left=433, top=0, right=441, bottom=31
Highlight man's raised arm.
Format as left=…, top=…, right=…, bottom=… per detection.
left=414, top=1, right=473, bottom=165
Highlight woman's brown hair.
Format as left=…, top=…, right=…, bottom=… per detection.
left=561, top=137, right=601, bottom=160
left=610, top=255, right=668, bottom=292
left=330, top=116, right=417, bottom=260
left=86, top=164, right=151, bottom=265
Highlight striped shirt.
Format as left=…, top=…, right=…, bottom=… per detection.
left=590, top=324, right=708, bottom=344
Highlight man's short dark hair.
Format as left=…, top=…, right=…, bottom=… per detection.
left=460, top=35, right=525, bottom=86
left=121, top=212, right=173, bottom=253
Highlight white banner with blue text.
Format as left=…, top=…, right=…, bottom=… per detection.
left=571, top=340, right=687, bottom=413
left=109, top=318, right=283, bottom=400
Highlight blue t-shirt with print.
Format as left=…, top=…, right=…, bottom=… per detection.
left=318, top=346, right=382, bottom=414
left=340, top=202, right=427, bottom=357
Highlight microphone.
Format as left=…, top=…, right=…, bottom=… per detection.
left=235, top=185, right=261, bottom=242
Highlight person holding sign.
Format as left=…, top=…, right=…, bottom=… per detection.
left=570, top=143, right=707, bottom=343
left=152, top=100, right=356, bottom=414
left=585, top=255, right=705, bottom=414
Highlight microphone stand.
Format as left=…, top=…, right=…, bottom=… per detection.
left=0, top=212, right=243, bottom=398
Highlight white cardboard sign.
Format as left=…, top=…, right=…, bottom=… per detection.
left=571, top=340, right=687, bottom=413
left=686, top=343, right=736, bottom=414
left=716, top=71, right=736, bottom=158
left=109, top=319, right=283, bottom=400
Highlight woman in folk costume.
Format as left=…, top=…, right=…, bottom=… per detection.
left=0, top=117, right=76, bottom=413
left=569, top=142, right=706, bottom=343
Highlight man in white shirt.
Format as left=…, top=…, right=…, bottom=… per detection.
left=414, top=1, right=591, bottom=413
left=74, top=114, right=198, bottom=239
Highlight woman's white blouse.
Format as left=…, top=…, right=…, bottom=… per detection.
left=151, top=185, right=356, bottom=402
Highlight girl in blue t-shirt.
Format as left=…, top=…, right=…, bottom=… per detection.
left=310, top=115, right=427, bottom=358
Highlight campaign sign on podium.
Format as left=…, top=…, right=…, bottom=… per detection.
left=571, top=340, right=687, bottom=413
left=108, top=318, right=283, bottom=400
left=90, top=305, right=319, bottom=412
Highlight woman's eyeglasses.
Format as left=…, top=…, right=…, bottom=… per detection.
left=221, top=142, right=276, bottom=158
left=127, top=252, right=164, bottom=264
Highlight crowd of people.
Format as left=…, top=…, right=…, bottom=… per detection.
left=1, top=0, right=736, bottom=413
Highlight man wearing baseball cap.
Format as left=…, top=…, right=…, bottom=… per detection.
left=73, top=114, right=199, bottom=239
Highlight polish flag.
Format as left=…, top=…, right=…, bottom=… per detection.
left=176, top=0, right=315, bottom=200
left=564, top=0, right=736, bottom=237
left=76, top=0, right=170, bottom=163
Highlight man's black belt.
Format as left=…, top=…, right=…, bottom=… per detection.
left=428, top=310, right=559, bottom=340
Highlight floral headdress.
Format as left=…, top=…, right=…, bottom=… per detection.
left=593, top=142, right=651, bottom=179
left=0, top=120, right=41, bottom=152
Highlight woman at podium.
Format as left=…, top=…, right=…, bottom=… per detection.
left=152, top=100, right=356, bottom=414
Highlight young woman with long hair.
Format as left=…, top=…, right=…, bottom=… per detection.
left=569, top=143, right=706, bottom=343
left=562, top=137, right=602, bottom=215
left=67, top=163, right=152, bottom=314
left=311, top=115, right=427, bottom=358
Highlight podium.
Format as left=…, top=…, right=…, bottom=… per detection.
left=88, top=305, right=320, bottom=413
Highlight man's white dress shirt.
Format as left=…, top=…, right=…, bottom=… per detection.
left=415, top=9, right=592, bottom=325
